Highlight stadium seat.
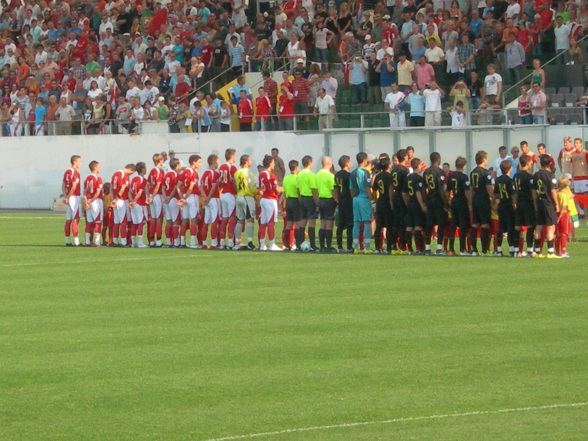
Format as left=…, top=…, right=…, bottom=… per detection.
left=544, top=87, right=556, bottom=96
left=568, top=112, right=584, bottom=125
left=571, top=87, right=584, bottom=96
left=555, top=114, right=568, bottom=125
left=564, top=93, right=578, bottom=107
left=550, top=94, right=564, bottom=107
left=558, top=87, right=570, bottom=95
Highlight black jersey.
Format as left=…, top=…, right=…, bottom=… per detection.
left=335, top=170, right=351, bottom=200
left=513, top=170, right=534, bottom=204
left=403, top=172, right=424, bottom=206
left=494, top=174, right=515, bottom=206
left=372, top=171, right=392, bottom=207
left=470, top=166, right=493, bottom=200
left=533, top=169, right=557, bottom=202
left=423, top=165, right=446, bottom=204
left=391, top=165, right=409, bottom=201
left=449, top=171, right=470, bottom=205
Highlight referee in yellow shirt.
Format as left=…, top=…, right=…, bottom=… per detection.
left=233, top=154, right=258, bottom=250
left=316, top=156, right=337, bottom=252
left=282, top=160, right=300, bottom=250
left=297, top=155, right=319, bottom=251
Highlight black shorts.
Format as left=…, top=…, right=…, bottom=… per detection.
left=472, top=197, right=491, bottom=225
left=515, top=201, right=536, bottom=227
left=300, top=196, right=318, bottom=220
left=337, top=198, right=353, bottom=227
left=375, top=203, right=393, bottom=228
left=392, top=198, right=407, bottom=226
left=318, top=198, right=336, bottom=221
left=498, top=203, right=515, bottom=234
left=285, top=198, right=301, bottom=222
left=406, top=204, right=425, bottom=229
left=451, top=202, right=470, bottom=231
left=536, top=198, right=556, bottom=226
left=426, top=200, right=447, bottom=229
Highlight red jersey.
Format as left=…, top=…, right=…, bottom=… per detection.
left=111, top=170, right=130, bottom=200
left=238, top=98, right=253, bottom=123
left=255, top=95, right=271, bottom=121
left=147, top=167, right=164, bottom=195
left=179, top=167, right=199, bottom=196
left=258, top=170, right=279, bottom=200
left=63, top=168, right=81, bottom=196
left=278, top=94, right=294, bottom=119
left=130, top=176, right=147, bottom=206
left=382, top=27, right=398, bottom=46
left=163, top=171, right=179, bottom=198
left=84, top=174, right=103, bottom=199
left=201, top=169, right=220, bottom=198
left=219, top=162, right=237, bottom=194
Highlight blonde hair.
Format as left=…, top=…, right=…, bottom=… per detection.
left=558, top=176, right=570, bottom=190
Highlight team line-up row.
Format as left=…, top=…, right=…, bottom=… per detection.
left=60, top=145, right=578, bottom=258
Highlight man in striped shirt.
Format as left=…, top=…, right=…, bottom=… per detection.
left=291, top=70, right=310, bottom=129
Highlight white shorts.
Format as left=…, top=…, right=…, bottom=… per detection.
left=236, top=195, right=256, bottom=221
left=221, top=192, right=237, bottom=218
left=150, top=194, right=164, bottom=219
left=86, top=199, right=103, bottom=224
left=181, top=194, right=199, bottom=219
left=260, top=198, right=279, bottom=224
left=113, top=199, right=129, bottom=224
left=66, top=195, right=81, bottom=220
left=204, top=198, right=221, bottom=224
left=131, top=204, right=148, bottom=224
left=573, top=178, right=588, bottom=194
left=165, top=198, right=181, bottom=222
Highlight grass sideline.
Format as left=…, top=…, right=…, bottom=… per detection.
left=1, top=214, right=587, bottom=441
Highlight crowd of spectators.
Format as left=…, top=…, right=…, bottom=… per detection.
left=0, top=0, right=587, bottom=136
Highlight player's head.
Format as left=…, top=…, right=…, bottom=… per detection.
left=89, top=160, right=100, bottom=173
left=124, top=163, right=136, bottom=174
left=70, top=155, right=81, bottom=168
left=153, top=153, right=164, bottom=166
left=136, top=161, right=146, bottom=175
left=356, top=152, right=368, bottom=167
left=338, top=155, right=350, bottom=170
left=563, top=136, right=572, bottom=148
left=379, top=153, right=390, bottom=161
left=520, top=140, right=529, bottom=152
left=288, top=159, right=299, bottom=173
left=539, top=154, right=552, bottom=169
left=103, top=182, right=111, bottom=194
left=557, top=176, right=570, bottom=190
left=302, top=155, right=313, bottom=168
left=410, top=157, right=421, bottom=172
left=396, top=149, right=407, bottom=164
left=207, top=154, right=219, bottom=169
left=321, top=156, right=332, bottom=169
left=271, top=148, right=279, bottom=158
left=537, top=143, right=546, bottom=154
left=430, top=152, right=440, bottom=166
left=498, top=146, right=507, bottom=157
left=574, top=138, right=583, bottom=151
left=240, top=154, right=250, bottom=167
left=406, top=146, right=414, bottom=159
left=170, top=158, right=180, bottom=171
left=263, top=154, right=274, bottom=170
left=519, top=154, right=531, bottom=170
left=442, top=162, right=450, bottom=173
left=380, top=157, right=391, bottom=171
left=189, top=154, right=202, bottom=168
left=475, top=150, right=487, bottom=166
left=225, top=148, right=236, bottom=161
left=455, top=156, right=466, bottom=170
left=499, top=159, right=511, bottom=176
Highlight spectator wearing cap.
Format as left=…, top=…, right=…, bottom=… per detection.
left=371, top=14, right=386, bottom=42
left=294, top=58, right=309, bottom=79
left=362, top=34, right=377, bottom=58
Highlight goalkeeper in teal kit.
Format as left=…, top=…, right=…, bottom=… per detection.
left=349, top=152, right=374, bottom=253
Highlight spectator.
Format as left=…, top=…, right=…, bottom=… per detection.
left=219, top=100, right=232, bottom=132
left=411, top=36, right=427, bottom=61
left=362, top=35, right=377, bottom=58
left=230, top=75, right=251, bottom=105
left=33, top=97, right=46, bottom=136
left=313, top=87, right=335, bottom=130
left=321, top=70, right=338, bottom=100
left=424, top=37, right=445, bottom=84
left=367, top=52, right=381, bottom=104
left=482, top=63, right=502, bottom=105
left=517, top=86, right=532, bottom=125
left=448, top=100, right=467, bottom=127
left=396, top=51, right=415, bottom=92
left=406, top=81, right=425, bottom=126
left=116, top=96, right=132, bottom=134
left=422, top=81, right=445, bottom=126
left=8, top=102, right=24, bottom=136
left=192, top=101, right=211, bottom=132
left=376, top=52, right=397, bottom=99
left=529, top=82, right=546, bottom=124
left=567, top=38, right=584, bottom=65
left=554, top=15, right=571, bottom=64
left=307, top=64, right=321, bottom=109
left=530, top=58, right=545, bottom=89
left=505, top=32, right=525, bottom=85
left=415, top=55, right=435, bottom=90
left=174, top=74, right=190, bottom=106
left=349, top=55, right=368, bottom=105
left=237, top=89, right=253, bottom=131
left=475, top=97, right=502, bottom=125
left=494, top=146, right=512, bottom=176
left=456, top=33, right=476, bottom=79
left=228, top=35, right=245, bottom=78
left=291, top=70, right=310, bottom=129
left=450, top=79, right=471, bottom=112
left=384, top=82, right=407, bottom=127
left=55, top=96, right=76, bottom=135
left=278, top=83, right=295, bottom=130
left=254, top=87, right=271, bottom=131
left=45, top=94, right=60, bottom=136
left=262, top=71, right=278, bottom=118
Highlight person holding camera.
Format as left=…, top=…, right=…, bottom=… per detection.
left=450, top=79, right=471, bottom=112
left=349, top=54, right=369, bottom=105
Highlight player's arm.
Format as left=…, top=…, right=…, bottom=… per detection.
left=485, top=180, right=494, bottom=200
left=466, top=187, right=473, bottom=212
left=550, top=188, right=559, bottom=213
left=402, top=187, right=409, bottom=205
left=416, top=186, right=426, bottom=212
left=130, top=183, right=143, bottom=207
left=388, top=183, right=394, bottom=208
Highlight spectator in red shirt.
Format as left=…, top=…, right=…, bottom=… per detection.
left=262, top=70, right=278, bottom=119
left=254, top=87, right=272, bottom=131
left=291, top=70, right=310, bottom=129
left=174, top=74, right=190, bottom=106
left=278, top=83, right=295, bottom=131
left=237, top=90, right=253, bottom=131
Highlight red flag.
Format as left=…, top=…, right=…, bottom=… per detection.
left=148, top=9, right=168, bottom=37
left=574, top=194, right=588, bottom=208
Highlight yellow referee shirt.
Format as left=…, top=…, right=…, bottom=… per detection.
left=297, top=168, right=317, bottom=197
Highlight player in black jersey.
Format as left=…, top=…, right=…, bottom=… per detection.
left=470, top=150, right=494, bottom=256
left=403, top=158, right=426, bottom=254
left=334, top=155, right=353, bottom=252
left=390, top=149, right=410, bottom=253
left=448, top=156, right=472, bottom=255
left=423, top=152, right=449, bottom=255
left=532, top=154, right=560, bottom=258
left=372, top=157, right=393, bottom=253
left=493, top=160, right=516, bottom=257
left=513, top=155, right=536, bottom=256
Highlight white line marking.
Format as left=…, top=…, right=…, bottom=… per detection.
left=0, top=255, right=214, bottom=268
left=201, top=402, right=588, bottom=441
left=0, top=216, right=62, bottom=219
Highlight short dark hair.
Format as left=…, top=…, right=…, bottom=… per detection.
left=410, top=158, right=421, bottom=171
left=356, top=152, right=368, bottom=164
left=302, top=155, right=313, bottom=167
left=519, top=155, right=531, bottom=168
left=396, top=149, right=407, bottom=163
left=338, top=155, right=350, bottom=169
left=475, top=150, right=487, bottom=165
left=430, top=152, right=441, bottom=164
left=288, top=159, right=299, bottom=171
left=455, top=156, right=467, bottom=169
left=189, top=154, right=201, bottom=164
left=500, top=160, right=512, bottom=175
left=263, top=154, right=273, bottom=168
left=540, top=154, right=552, bottom=168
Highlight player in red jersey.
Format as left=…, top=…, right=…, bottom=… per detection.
left=129, top=162, right=149, bottom=248
left=110, top=164, right=137, bottom=247
left=537, top=143, right=556, bottom=174
left=257, top=155, right=283, bottom=251
left=146, top=153, right=165, bottom=247
left=163, top=158, right=181, bottom=246
left=82, top=160, right=104, bottom=247
left=200, top=154, right=221, bottom=248
left=520, top=140, right=537, bottom=172
left=218, top=148, right=238, bottom=249
left=178, top=155, right=202, bottom=248
left=237, top=90, right=253, bottom=131
left=62, top=155, right=82, bottom=246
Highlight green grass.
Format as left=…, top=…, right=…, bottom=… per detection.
left=1, top=214, right=587, bottom=441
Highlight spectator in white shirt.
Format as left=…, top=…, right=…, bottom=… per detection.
left=421, top=80, right=445, bottom=126
left=313, top=87, right=335, bottom=130
left=554, top=16, right=571, bottom=64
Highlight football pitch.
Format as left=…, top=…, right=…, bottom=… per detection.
left=1, top=214, right=587, bottom=441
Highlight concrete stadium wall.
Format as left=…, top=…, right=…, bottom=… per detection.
left=1, top=125, right=587, bottom=209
